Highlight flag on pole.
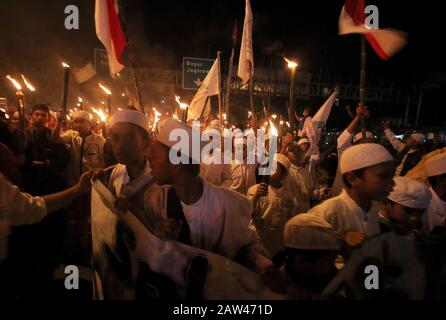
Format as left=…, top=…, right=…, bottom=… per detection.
left=95, top=0, right=127, bottom=75
left=237, top=0, right=254, bottom=85
left=187, top=56, right=220, bottom=122
left=307, top=91, right=338, bottom=152
left=339, top=0, right=408, bottom=60
left=73, top=62, right=96, bottom=84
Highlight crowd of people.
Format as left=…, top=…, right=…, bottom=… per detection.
left=0, top=101, right=445, bottom=300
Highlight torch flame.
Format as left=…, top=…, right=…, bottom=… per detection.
left=175, top=95, right=189, bottom=110
left=21, top=74, right=36, bottom=92
left=6, top=75, right=22, bottom=91
left=91, top=107, right=107, bottom=122
left=152, top=107, right=162, bottom=126
left=62, top=62, right=70, bottom=68
left=269, top=121, right=278, bottom=137
left=78, top=97, right=83, bottom=103
left=99, top=83, right=112, bottom=95
left=284, top=57, right=298, bottom=69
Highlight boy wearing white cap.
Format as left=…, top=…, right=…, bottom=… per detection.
left=104, top=110, right=153, bottom=220
left=382, top=120, right=425, bottom=176
left=379, top=177, right=432, bottom=234
left=53, top=110, right=106, bottom=186
left=199, top=124, right=232, bottom=188
left=424, top=153, right=446, bottom=231
left=143, top=118, right=272, bottom=273
left=264, top=214, right=341, bottom=298
left=308, top=143, right=396, bottom=247
left=332, top=105, right=373, bottom=196
left=247, top=153, right=295, bottom=257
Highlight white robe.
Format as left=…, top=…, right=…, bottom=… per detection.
left=384, top=129, right=417, bottom=176
left=107, top=161, right=153, bottom=222
left=142, top=179, right=258, bottom=259
left=0, top=173, right=48, bottom=261
left=230, top=162, right=257, bottom=195
left=332, top=129, right=354, bottom=196
left=200, top=162, right=232, bottom=188
left=61, top=130, right=106, bottom=186
left=247, top=184, right=295, bottom=257
left=426, top=187, right=446, bottom=231
left=308, top=189, right=381, bottom=237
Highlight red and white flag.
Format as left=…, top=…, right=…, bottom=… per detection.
left=339, top=0, right=408, bottom=60
left=95, top=0, right=127, bottom=75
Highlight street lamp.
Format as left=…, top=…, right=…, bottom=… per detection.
left=284, top=57, right=298, bottom=127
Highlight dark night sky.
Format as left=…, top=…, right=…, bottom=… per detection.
left=0, top=0, right=445, bottom=125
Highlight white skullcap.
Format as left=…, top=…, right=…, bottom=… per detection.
left=284, top=214, right=341, bottom=250
left=156, top=118, right=205, bottom=163
left=352, top=131, right=374, bottom=144
left=298, top=138, right=310, bottom=146
left=340, top=143, right=394, bottom=174
left=274, top=153, right=291, bottom=172
left=388, top=177, right=432, bottom=210
left=425, top=153, right=446, bottom=177
left=410, top=133, right=425, bottom=145
left=72, top=110, right=92, bottom=122
left=109, top=109, right=150, bottom=133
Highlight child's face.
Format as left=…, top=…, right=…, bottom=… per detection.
left=386, top=202, right=424, bottom=232
left=353, top=161, right=396, bottom=202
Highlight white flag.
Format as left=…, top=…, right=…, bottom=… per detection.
left=187, top=56, right=220, bottom=122
left=237, top=0, right=254, bottom=85
left=307, top=91, right=338, bottom=152
left=73, top=62, right=96, bottom=84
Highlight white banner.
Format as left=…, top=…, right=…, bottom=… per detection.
left=91, top=180, right=283, bottom=300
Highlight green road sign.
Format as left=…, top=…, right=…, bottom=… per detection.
left=182, top=57, right=214, bottom=90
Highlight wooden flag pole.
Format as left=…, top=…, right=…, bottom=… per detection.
left=217, top=51, right=223, bottom=125
left=117, top=0, right=145, bottom=114
left=359, top=35, right=367, bottom=141
left=248, top=62, right=254, bottom=114
left=225, top=20, right=238, bottom=120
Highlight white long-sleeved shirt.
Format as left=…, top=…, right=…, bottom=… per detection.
left=426, top=187, right=446, bottom=231
left=1, top=173, right=48, bottom=261
left=384, top=128, right=417, bottom=176
left=308, top=189, right=381, bottom=237
left=200, top=162, right=232, bottom=188
left=247, top=183, right=295, bottom=257
left=230, top=162, right=257, bottom=195
left=332, top=129, right=354, bottom=196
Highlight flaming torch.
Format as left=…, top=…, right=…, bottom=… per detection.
left=77, top=97, right=84, bottom=110
left=152, top=107, right=162, bottom=131
left=91, top=107, right=108, bottom=137
left=6, top=75, right=26, bottom=143
left=175, top=95, right=189, bottom=122
left=21, top=74, right=36, bottom=106
left=284, top=57, right=298, bottom=126
left=61, top=62, right=71, bottom=115
left=99, top=83, right=112, bottom=114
